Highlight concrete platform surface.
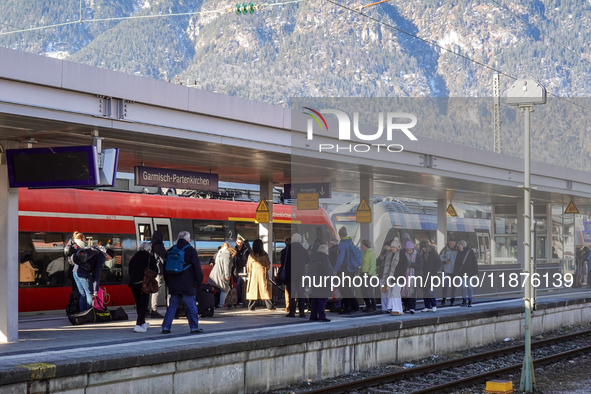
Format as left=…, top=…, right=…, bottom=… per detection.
left=1, top=287, right=590, bottom=386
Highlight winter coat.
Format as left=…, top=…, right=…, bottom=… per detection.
left=234, top=243, right=251, bottom=275
left=128, top=250, right=157, bottom=286
left=439, top=244, right=458, bottom=274
left=285, top=242, right=309, bottom=282
left=333, top=237, right=357, bottom=274
left=246, top=253, right=272, bottom=300
left=361, top=247, right=377, bottom=276
left=454, top=247, right=478, bottom=277
left=164, top=239, right=203, bottom=296
left=395, top=251, right=423, bottom=278
left=328, top=244, right=338, bottom=267
left=421, top=246, right=442, bottom=278
left=208, top=249, right=233, bottom=292
left=381, top=250, right=400, bottom=284
left=307, top=251, right=334, bottom=298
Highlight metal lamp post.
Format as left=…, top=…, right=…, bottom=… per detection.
left=507, top=79, right=546, bottom=393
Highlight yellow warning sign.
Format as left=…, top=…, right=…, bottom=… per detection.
left=255, top=197, right=270, bottom=223
left=356, top=196, right=372, bottom=223
left=446, top=203, right=458, bottom=217
left=297, top=193, right=319, bottom=210
left=564, top=200, right=579, bottom=214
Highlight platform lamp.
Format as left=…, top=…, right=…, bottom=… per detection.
left=507, top=79, right=546, bottom=393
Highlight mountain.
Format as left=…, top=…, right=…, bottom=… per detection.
left=1, top=0, right=591, bottom=169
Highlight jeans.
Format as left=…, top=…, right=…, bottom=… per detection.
left=310, top=298, right=328, bottom=320
left=423, top=286, right=437, bottom=308
left=236, top=276, right=244, bottom=304
left=441, top=272, right=457, bottom=300
left=73, top=271, right=93, bottom=312
left=219, top=290, right=228, bottom=307
left=162, top=294, right=200, bottom=332
left=461, top=277, right=473, bottom=300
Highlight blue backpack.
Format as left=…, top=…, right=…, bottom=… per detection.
left=348, top=242, right=363, bottom=270
left=165, top=244, right=191, bottom=274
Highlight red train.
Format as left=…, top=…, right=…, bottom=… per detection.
left=18, top=188, right=335, bottom=314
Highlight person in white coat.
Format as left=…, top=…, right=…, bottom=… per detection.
left=380, top=238, right=404, bottom=315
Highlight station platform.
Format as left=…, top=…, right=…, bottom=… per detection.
left=1, top=288, right=591, bottom=394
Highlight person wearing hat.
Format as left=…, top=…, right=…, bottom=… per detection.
left=395, top=240, right=423, bottom=314
left=439, top=237, right=458, bottom=306
left=380, top=238, right=404, bottom=315
left=333, top=226, right=360, bottom=315
left=419, top=240, right=442, bottom=312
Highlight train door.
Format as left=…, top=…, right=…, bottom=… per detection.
left=134, top=217, right=173, bottom=306
left=475, top=229, right=491, bottom=264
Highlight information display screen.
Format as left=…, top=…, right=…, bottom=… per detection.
left=7, top=146, right=99, bottom=188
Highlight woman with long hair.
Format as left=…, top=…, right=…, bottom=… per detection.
left=245, top=239, right=275, bottom=311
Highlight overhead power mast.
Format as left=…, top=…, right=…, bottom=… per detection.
left=493, top=73, right=502, bottom=153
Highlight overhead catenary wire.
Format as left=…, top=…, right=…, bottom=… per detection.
left=0, top=0, right=305, bottom=37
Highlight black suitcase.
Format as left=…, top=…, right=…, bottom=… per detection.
left=197, top=284, right=215, bottom=318
left=68, top=308, right=95, bottom=325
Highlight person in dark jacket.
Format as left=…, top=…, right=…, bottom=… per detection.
left=280, top=237, right=291, bottom=312
left=583, top=246, right=591, bottom=288
left=333, top=227, right=359, bottom=315
left=395, top=241, right=423, bottom=314
left=419, top=240, right=441, bottom=312
left=234, top=237, right=251, bottom=306
left=148, top=230, right=167, bottom=318
left=72, top=246, right=112, bottom=312
left=161, top=231, right=204, bottom=334
left=128, top=242, right=158, bottom=332
left=454, top=240, right=478, bottom=307
left=285, top=233, right=309, bottom=318
left=307, top=245, right=333, bottom=322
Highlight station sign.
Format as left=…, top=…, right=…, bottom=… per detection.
left=135, top=166, right=218, bottom=192
left=297, top=193, right=319, bottom=210
left=255, top=197, right=270, bottom=223
left=285, top=183, right=331, bottom=199
left=356, top=196, right=372, bottom=223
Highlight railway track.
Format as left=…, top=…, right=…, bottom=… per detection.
left=305, top=329, right=591, bottom=394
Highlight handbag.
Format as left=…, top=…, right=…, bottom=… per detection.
left=142, top=267, right=159, bottom=294
left=93, top=296, right=112, bottom=323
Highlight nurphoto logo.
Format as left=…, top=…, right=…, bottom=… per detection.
left=302, top=107, right=418, bottom=153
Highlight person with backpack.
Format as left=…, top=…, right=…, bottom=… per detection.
left=128, top=242, right=158, bottom=332
left=333, top=227, right=362, bottom=315
left=161, top=231, right=204, bottom=334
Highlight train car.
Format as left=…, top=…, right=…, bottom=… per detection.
left=18, top=188, right=335, bottom=314
left=330, top=200, right=491, bottom=263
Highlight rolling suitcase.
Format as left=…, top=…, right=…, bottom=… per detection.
left=197, top=284, right=215, bottom=318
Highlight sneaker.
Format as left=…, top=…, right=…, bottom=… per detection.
left=133, top=325, right=146, bottom=333
left=189, top=328, right=204, bottom=334
left=319, top=318, right=331, bottom=322
left=161, top=329, right=171, bottom=334
left=309, top=317, right=319, bottom=321
left=421, top=308, right=432, bottom=313
left=141, top=323, right=150, bottom=331
left=409, top=309, right=415, bottom=314
left=267, top=306, right=276, bottom=311
left=431, top=307, right=437, bottom=312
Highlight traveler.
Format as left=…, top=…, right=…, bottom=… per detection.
left=333, top=227, right=360, bottom=315
left=208, top=242, right=234, bottom=308
left=439, top=238, right=458, bottom=306
left=419, top=240, right=441, bottom=312
left=72, top=246, right=113, bottom=312
left=128, top=242, right=158, bottom=332
left=234, top=237, right=251, bottom=306
left=454, top=240, right=478, bottom=307
left=280, top=237, right=291, bottom=312
left=396, top=240, right=423, bottom=314
left=380, top=239, right=403, bottom=315
left=360, top=239, right=377, bottom=313
left=148, top=230, right=167, bottom=318
left=161, top=231, right=204, bottom=334
left=245, top=239, right=275, bottom=311
left=308, top=244, right=333, bottom=322
left=285, top=233, right=308, bottom=318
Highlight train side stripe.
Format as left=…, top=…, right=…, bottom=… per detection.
left=19, top=211, right=135, bottom=221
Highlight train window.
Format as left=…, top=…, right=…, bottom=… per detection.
left=84, top=234, right=123, bottom=284
left=18, top=232, right=65, bottom=287
left=138, top=224, right=152, bottom=243
left=156, top=224, right=172, bottom=248
left=235, top=222, right=259, bottom=243
left=193, top=221, right=226, bottom=265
